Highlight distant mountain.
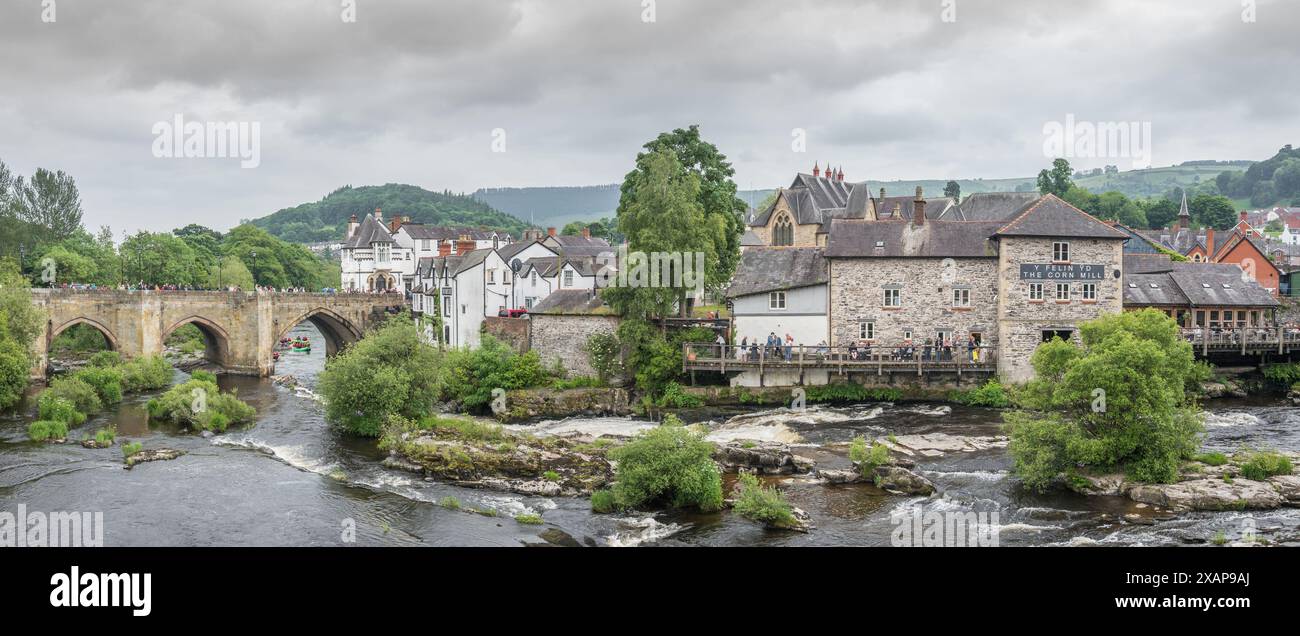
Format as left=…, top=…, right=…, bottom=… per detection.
left=474, top=162, right=1259, bottom=223
left=251, top=184, right=530, bottom=243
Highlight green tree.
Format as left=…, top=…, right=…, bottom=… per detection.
left=1272, top=159, right=1300, bottom=198
left=943, top=180, right=961, bottom=199
left=1189, top=194, right=1237, bottom=230
left=620, top=126, right=744, bottom=298
left=12, top=168, right=84, bottom=238
left=120, top=231, right=204, bottom=286
left=1037, top=158, right=1075, bottom=197
left=607, top=148, right=712, bottom=319
left=1007, top=309, right=1208, bottom=491
left=207, top=256, right=256, bottom=291
left=1140, top=197, right=1179, bottom=229
left=0, top=261, right=45, bottom=410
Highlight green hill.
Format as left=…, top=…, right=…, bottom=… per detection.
left=252, top=184, right=530, bottom=243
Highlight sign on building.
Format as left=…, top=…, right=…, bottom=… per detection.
left=1019, top=264, right=1105, bottom=281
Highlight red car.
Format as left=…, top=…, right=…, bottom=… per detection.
left=498, top=308, right=529, bottom=318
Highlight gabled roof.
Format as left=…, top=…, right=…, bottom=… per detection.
left=529, top=289, right=614, bottom=315
left=343, top=214, right=395, bottom=248
left=871, top=196, right=956, bottom=221
left=1123, top=262, right=1278, bottom=308
left=994, top=194, right=1129, bottom=239
left=749, top=174, right=872, bottom=230
left=824, top=219, right=1003, bottom=258
left=726, top=248, right=827, bottom=297
left=546, top=234, right=614, bottom=257
left=402, top=225, right=500, bottom=241
left=498, top=239, right=553, bottom=262
left=1124, top=273, right=1189, bottom=306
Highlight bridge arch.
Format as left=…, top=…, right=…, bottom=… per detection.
left=163, top=315, right=232, bottom=367
left=48, top=317, right=120, bottom=352
left=276, top=307, right=364, bottom=358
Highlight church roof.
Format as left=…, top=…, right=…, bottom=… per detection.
left=343, top=214, right=395, bottom=248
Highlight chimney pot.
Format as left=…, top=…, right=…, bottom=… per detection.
left=879, top=187, right=885, bottom=200
left=547, top=227, right=557, bottom=237
left=374, top=207, right=383, bottom=222
left=582, top=227, right=591, bottom=238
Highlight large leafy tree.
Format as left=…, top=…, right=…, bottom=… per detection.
left=1189, top=194, right=1237, bottom=229
left=1007, top=309, right=1208, bottom=491
left=13, top=168, right=84, bottom=238
left=0, top=260, right=45, bottom=410
left=619, top=126, right=745, bottom=297
left=606, top=148, right=713, bottom=318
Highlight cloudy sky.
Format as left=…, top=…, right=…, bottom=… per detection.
left=0, top=0, right=1296, bottom=235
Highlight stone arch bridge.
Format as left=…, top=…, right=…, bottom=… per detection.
left=30, top=289, right=406, bottom=377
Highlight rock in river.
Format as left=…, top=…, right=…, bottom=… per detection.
left=1127, top=478, right=1285, bottom=512
left=124, top=448, right=185, bottom=469
left=714, top=441, right=814, bottom=475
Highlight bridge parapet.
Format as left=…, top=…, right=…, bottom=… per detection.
left=29, top=289, right=405, bottom=377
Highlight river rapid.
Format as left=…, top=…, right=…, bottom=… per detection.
left=3, top=323, right=1299, bottom=547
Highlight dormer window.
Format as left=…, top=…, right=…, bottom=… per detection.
left=1052, top=241, right=1070, bottom=262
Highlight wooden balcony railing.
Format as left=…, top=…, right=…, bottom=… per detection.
left=682, top=342, right=998, bottom=377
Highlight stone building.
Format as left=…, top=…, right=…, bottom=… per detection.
left=527, top=289, right=619, bottom=378
left=824, top=191, right=1129, bottom=382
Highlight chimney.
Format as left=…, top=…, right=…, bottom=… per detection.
left=1206, top=228, right=1215, bottom=260
left=547, top=227, right=557, bottom=238
left=1239, top=211, right=1248, bottom=223
left=347, top=214, right=359, bottom=239
left=457, top=235, right=476, bottom=254
left=912, top=186, right=926, bottom=227
left=879, top=187, right=886, bottom=200
left=389, top=217, right=402, bottom=233
left=438, top=241, right=451, bottom=257
left=813, top=162, right=820, bottom=178
left=374, top=207, right=383, bottom=223
left=837, top=167, right=844, bottom=182
left=581, top=227, right=591, bottom=239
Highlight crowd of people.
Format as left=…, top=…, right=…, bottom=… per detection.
left=724, top=332, right=988, bottom=363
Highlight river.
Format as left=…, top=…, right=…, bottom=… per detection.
left=3, top=322, right=1299, bottom=547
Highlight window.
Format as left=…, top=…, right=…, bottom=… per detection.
left=461, top=304, right=467, bottom=315
left=1056, top=282, right=1070, bottom=301
left=525, top=297, right=534, bottom=309
left=769, top=291, right=787, bottom=310
left=1080, top=283, right=1096, bottom=301
left=530, top=272, right=537, bottom=286
left=903, top=330, right=913, bottom=340
left=375, top=243, right=390, bottom=263
left=1053, top=241, right=1070, bottom=262
left=773, top=213, right=794, bottom=246
left=443, top=297, right=451, bottom=317
left=883, top=288, right=901, bottom=307
left=563, top=270, right=575, bottom=287
left=1028, top=282, right=1044, bottom=301
left=486, top=269, right=495, bottom=283
left=952, top=288, right=970, bottom=307
left=421, top=239, right=431, bottom=251
left=859, top=321, right=875, bottom=340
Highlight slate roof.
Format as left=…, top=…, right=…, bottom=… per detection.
left=824, top=220, right=1003, bottom=258
left=871, top=196, right=956, bottom=221
left=994, top=195, right=1129, bottom=239
left=529, top=289, right=613, bottom=315
left=498, top=239, right=549, bottom=262
left=726, top=247, right=827, bottom=297
left=749, top=174, right=872, bottom=230
left=343, top=214, right=395, bottom=248
left=1123, top=262, right=1278, bottom=308
left=938, top=191, right=1040, bottom=222
left=547, top=234, right=614, bottom=257
left=402, top=225, right=499, bottom=241
left=740, top=230, right=764, bottom=246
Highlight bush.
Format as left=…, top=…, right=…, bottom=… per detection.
left=732, top=472, right=798, bottom=529
left=120, top=356, right=172, bottom=392
left=514, top=513, right=544, bottom=525
left=43, top=376, right=102, bottom=417
left=590, top=489, right=620, bottom=513
left=146, top=378, right=255, bottom=431
left=657, top=381, right=704, bottom=408
left=584, top=332, right=622, bottom=382
left=93, top=428, right=116, bottom=446
left=438, top=496, right=461, bottom=510
left=551, top=376, right=605, bottom=390
left=28, top=419, right=69, bottom=441
left=1007, top=310, right=1205, bottom=490
left=88, top=351, right=122, bottom=368
left=1240, top=450, right=1293, bottom=481
left=1194, top=451, right=1228, bottom=466
left=37, top=395, right=85, bottom=426
left=848, top=436, right=891, bottom=476
left=805, top=383, right=902, bottom=403
left=318, top=315, right=442, bottom=436
left=1262, top=362, right=1300, bottom=386
left=73, top=366, right=124, bottom=405
left=121, top=442, right=142, bottom=458
left=437, top=335, right=552, bottom=412
left=191, top=370, right=218, bottom=384
left=951, top=379, right=1011, bottom=408
left=607, top=417, right=722, bottom=512
left=0, top=340, right=31, bottom=412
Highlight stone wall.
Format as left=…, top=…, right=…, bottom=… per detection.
left=995, top=236, right=1125, bottom=382
left=528, top=313, right=620, bottom=378
left=483, top=316, right=530, bottom=352
left=828, top=257, right=999, bottom=346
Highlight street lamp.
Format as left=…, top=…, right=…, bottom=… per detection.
left=250, top=251, right=258, bottom=287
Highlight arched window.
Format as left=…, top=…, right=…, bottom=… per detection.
left=773, top=214, right=794, bottom=246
